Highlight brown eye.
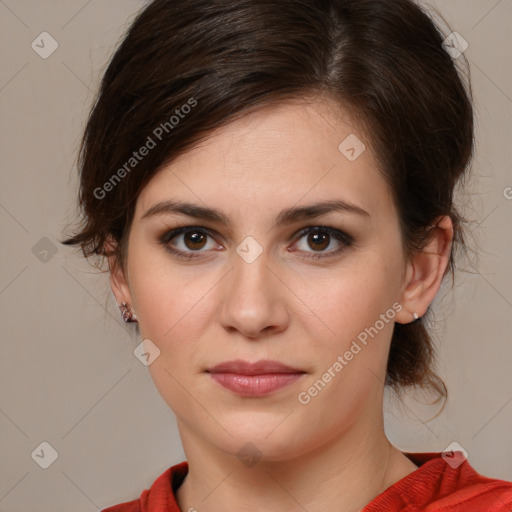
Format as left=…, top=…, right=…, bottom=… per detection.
left=293, top=226, right=354, bottom=259
left=307, top=231, right=330, bottom=251
left=183, top=231, right=207, bottom=250
left=160, top=227, right=218, bottom=258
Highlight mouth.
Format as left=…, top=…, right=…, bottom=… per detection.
left=206, top=359, right=306, bottom=397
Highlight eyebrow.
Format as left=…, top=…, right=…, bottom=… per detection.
left=141, top=198, right=370, bottom=227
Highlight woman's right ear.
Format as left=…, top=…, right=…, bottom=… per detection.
left=104, top=235, right=132, bottom=307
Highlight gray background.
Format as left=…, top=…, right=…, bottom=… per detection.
left=0, top=1, right=511, bottom=510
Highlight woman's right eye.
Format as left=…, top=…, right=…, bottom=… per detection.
left=159, top=227, right=219, bottom=259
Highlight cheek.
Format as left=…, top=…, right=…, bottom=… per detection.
left=128, top=253, right=221, bottom=389
left=300, top=257, right=401, bottom=340
left=295, top=255, right=403, bottom=408
left=294, top=271, right=399, bottom=428
left=128, top=247, right=214, bottom=340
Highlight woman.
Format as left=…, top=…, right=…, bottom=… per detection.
left=62, top=0, right=512, bottom=510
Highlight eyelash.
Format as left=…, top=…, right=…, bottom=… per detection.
left=159, top=224, right=355, bottom=261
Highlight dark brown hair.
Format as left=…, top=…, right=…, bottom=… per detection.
left=62, top=0, right=474, bottom=404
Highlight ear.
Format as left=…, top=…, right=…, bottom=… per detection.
left=105, top=235, right=133, bottom=308
left=395, top=216, right=453, bottom=324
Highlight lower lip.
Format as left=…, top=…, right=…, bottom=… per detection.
left=209, top=372, right=304, bottom=397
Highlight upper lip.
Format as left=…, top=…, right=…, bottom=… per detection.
left=207, top=359, right=305, bottom=375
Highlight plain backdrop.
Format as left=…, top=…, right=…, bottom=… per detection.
left=0, top=0, right=511, bottom=510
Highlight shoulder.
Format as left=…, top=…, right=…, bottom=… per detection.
left=100, top=462, right=188, bottom=512
left=101, top=499, right=140, bottom=512
left=364, top=451, right=512, bottom=512
left=437, top=456, right=512, bottom=512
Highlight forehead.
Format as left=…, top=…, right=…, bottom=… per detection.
left=134, top=97, right=393, bottom=222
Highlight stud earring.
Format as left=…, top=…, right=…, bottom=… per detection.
left=412, top=312, right=419, bottom=321
left=119, top=302, right=137, bottom=323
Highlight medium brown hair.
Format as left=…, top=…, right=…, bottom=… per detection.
left=62, top=0, right=474, bottom=404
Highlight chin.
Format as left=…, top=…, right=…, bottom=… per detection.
left=210, top=415, right=309, bottom=462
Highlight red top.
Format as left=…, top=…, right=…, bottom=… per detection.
left=102, top=452, right=512, bottom=512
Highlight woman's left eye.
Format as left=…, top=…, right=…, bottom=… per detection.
left=159, top=225, right=354, bottom=260
left=292, top=226, right=354, bottom=259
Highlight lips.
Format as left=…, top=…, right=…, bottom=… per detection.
left=206, top=359, right=306, bottom=397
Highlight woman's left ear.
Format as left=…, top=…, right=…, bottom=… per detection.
left=395, top=216, right=453, bottom=324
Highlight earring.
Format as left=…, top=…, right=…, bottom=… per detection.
left=119, top=302, right=138, bottom=323
left=412, top=312, right=419, bottom=321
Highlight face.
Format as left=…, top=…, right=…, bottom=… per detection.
left=112, top=96, right=413, bottom=461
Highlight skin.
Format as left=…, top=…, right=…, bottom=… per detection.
left=108, top=95, right=453, bottom=512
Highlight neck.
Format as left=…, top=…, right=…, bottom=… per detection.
left=175, top=415, right=417, bottom=512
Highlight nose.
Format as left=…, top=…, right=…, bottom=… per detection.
left=217, top=248, right=290, bottom=340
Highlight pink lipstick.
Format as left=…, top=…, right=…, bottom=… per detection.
left=207, top=359, right=305, bottom=397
